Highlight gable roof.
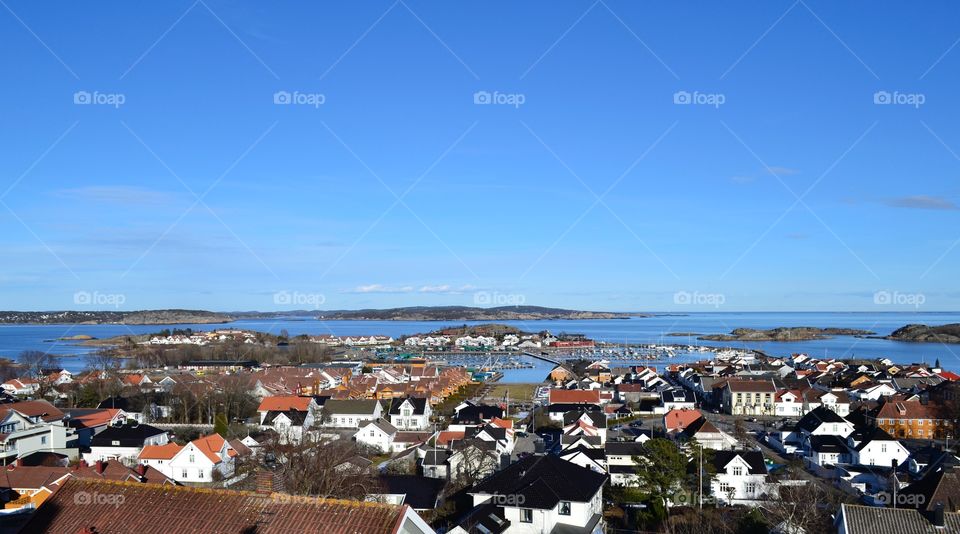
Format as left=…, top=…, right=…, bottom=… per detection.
left=376, top=475, right=444, bottom=509
left=838, top=503, right=960, bottom=534
left=548, top=389, right=601, bottom=404
left=258, top=395, right=313, bottom=412
left=664, top=409, right=703, bottom=432
left=712, top=450, right=767, bottom=475
left=797, top=406, right=848, bottom=432
left=21, top=477, right=421, bottom=534
left=0, top=400, right=65, bottom=423
left=470, top=454, right=607, bottom=509
left=388, top=397, right=428, bottom=416
left=91, top=423, right=167, bottom=447
left=323, top=399, right=381, bottom=415
left=190, top=434, right=232, bottom=463
left=901, top=466, right=960, bottom=512
left=138, top=442, right=183, bottom=460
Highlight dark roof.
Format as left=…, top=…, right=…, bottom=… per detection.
left=851, top=426, right=898, bottom=451
left=712, top=450, right=767, bottom=475
left=23, top=477, right=411, bottom=533
left=323, top=399, right=381, bottom=414
left=661, top=389, right=696, bottom=403
left=797, top=406, right=847, bottom=433
left=388, top=397, right=428, bottom=416
left=96, top=396, right=130, bottom=411
left=453, top=404, right=504, bottom=424
left=901, top=466, right=960, bottom=512
left=548, top=403, right=601, bottom=413
left=421, top=450, right=450, bottom=466
left=90, top=423, right=167, bottom=447
left=377, top=474, right=444, bottom=510
left=605, top=441, right=646, bottom=456
left=810, top=434, right=850, bottom=454
left=838, top=503, right=960, bottom=534
left=267, top=409, right=308, bottom=426
left=470, top=454, right=606, bottom=509
left=562, top=411, right=606, bottom=428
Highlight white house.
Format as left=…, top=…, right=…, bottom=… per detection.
left=139, top=433, right=236, bottom=483
left=460, top=454, right=606, bottom=534
left=848, top=427, right=910, bottom=467
left=661, top=389, right=697, bottom=412
left=354, top=419, right=398, bottom=454
left=323, top=399, right=383, bottom=429
left=711, top=450, right=770, bottom=505
left=797, top=406, right=855, bottom=440
left=605, top=441, right=645, bottom=486
left=1, top=378, right=39, bottom=396
left=84, top=422, right=169, bottom=465
left=0, top=400, right=78, bottom=463
left=387, top=397, right=432, bottom=431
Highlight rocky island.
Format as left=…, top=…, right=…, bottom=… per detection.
left=699, top=327, right=875, bottom=342
left=885, top=323, right=960, bottom=343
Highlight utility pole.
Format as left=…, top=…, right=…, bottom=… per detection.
left=698, top=445, right=703, bottom=511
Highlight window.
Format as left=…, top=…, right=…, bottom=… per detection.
left=745, top=483, right=757, bottom=494
left=559, top=501, right=571, bottom=515
left=189, top=454, right=195, bottom=463
left=732, top=466, right=743, bottom=476
left=519, top=509, right=533, bottom=523
left=181, top=469, right=188, bottom=478
left=880, top=443, right=887, bottom=453
left=40, top=436, right=47, bottom=445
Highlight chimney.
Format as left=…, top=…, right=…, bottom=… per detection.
left=934, top=502, right=945, bottom=528
left=95, top=460, right=105, bottom=474
left=256, top=471, right=274, bottom=494
left=136, top=464, right=147, bottom=477
left=14, top=458, right=23, bottom=467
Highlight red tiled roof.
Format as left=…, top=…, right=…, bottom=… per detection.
left=22, top=478, right=415, bottom=534
left=68, top=408, right=121, bottom=429
left=257, top=395, right=313, bottom=412
left=548, top=389, right=601, bottom=404
left=0, top=400, right=65, bottom=423
left=663, top=409, right=703, bottom=432
left=192, top=433, right=230, bottom=463
left=138, top=443, right=183, bottom=460
left=436, top=431, right=464, bottom=446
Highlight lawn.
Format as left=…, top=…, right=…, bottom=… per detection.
left=484, top=383, right=540, bottom=402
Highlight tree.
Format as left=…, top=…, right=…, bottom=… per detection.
left=18, top=350, right=60, bottom=397
left=765, top=481, right=857, bottom=534
left=214, top=413, right=229, bottom=436
left=633, top=438, right=690, bottom=513
left=259, top=437, right=380, bottom=499
left=732, top=418, right=752, bottom=446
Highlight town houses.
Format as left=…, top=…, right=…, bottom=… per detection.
left=1, top=336, right=959, bottom=534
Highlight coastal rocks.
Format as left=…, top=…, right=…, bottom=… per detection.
left=886, top=323, right=960, bottom=343
left=698, top=327, right=875, bottom=342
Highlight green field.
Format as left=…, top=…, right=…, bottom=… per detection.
left=484, top=383, right=540, bottom=402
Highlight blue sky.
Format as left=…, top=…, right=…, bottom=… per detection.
left=1, top=0, right=959, bottom=312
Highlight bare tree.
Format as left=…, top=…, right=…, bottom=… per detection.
left=764, top=481, right=855, bottom=534
left=18, top=350, right=60, bottom=397
left=260, top=437, right=381, bottom=499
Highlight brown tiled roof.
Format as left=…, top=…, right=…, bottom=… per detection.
left=22, top=478, right=414, bottom=534
left=0, top=400, right=65, bottom=423
left=258, top=395, right=313, bottom=412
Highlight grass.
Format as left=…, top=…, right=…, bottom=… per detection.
left=485, top=383, right=540, bottom=402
